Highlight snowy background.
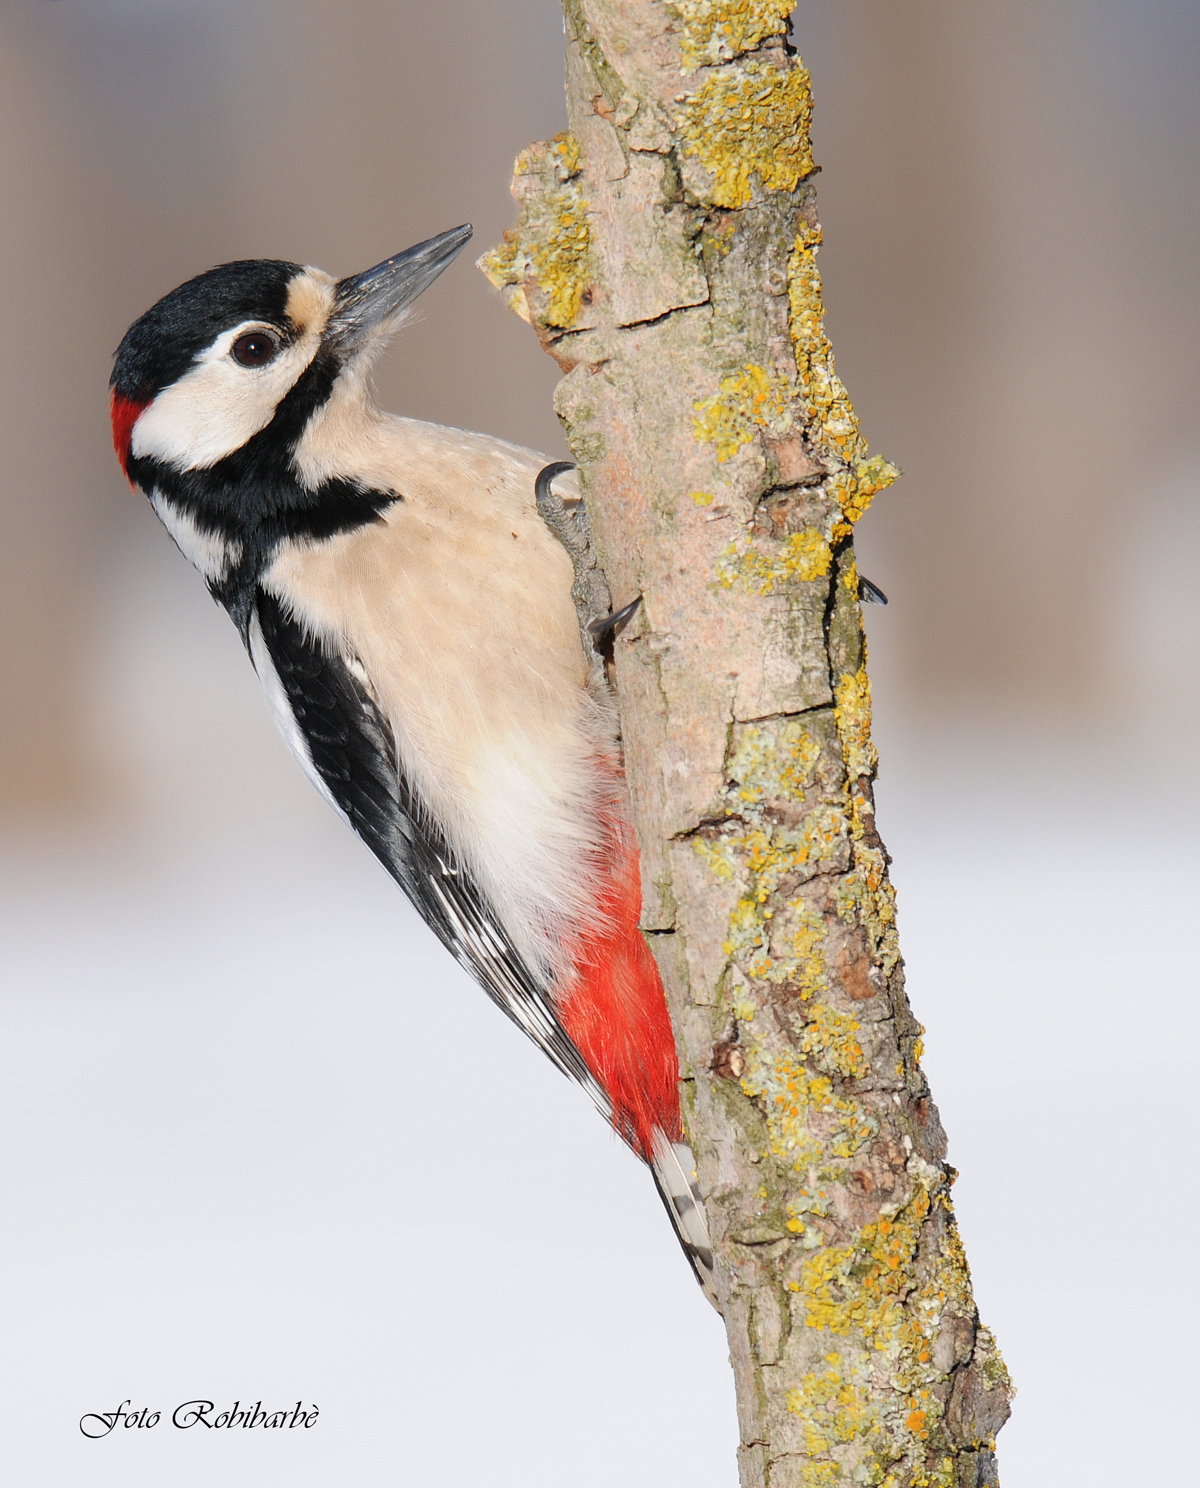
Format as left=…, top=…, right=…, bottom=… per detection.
left=0, top=2, right=1197, bottom=1484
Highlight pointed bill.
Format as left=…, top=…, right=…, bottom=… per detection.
left=326, top=225, right=473, bottom=353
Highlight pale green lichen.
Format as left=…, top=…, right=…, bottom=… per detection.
left=693, top=362, right=797, bottom=460
left=677, top=60, right=814, bottom=208
left=715, top=528, right=832, bottom=595
left=731, top=723, right=821, bottom=804
left=787, top=1352, right=880, bottom=1461
left=694, top=722, right=847, bottom=986
left=670, top=0, right=794, bottom=74
left=787, top=1187, right=831, bottom=1228
left=479, top=133, right=592, bottom=330
left=741, top=1045, right=878, bottom=1169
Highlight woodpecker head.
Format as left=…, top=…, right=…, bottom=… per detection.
left=110, top=226, right=471, bottom=618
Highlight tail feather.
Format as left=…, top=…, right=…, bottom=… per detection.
left=650, top=1130, right=718, bottom=1309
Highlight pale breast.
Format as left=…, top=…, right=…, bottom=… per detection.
left=267, top=415, right=609, bottom=972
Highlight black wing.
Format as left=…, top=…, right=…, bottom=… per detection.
left=252, top=588, right=605, bottom=1104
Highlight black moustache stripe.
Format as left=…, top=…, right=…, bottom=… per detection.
left=127, top=349, right=397, bottom=635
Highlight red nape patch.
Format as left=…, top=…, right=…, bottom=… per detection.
left=110, top=390, right=148, bottom=477
left=556, top=781, right=683, bottom=1161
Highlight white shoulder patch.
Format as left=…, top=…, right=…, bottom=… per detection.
left=151, top=492, right=241, bottom=583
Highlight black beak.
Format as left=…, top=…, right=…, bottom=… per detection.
left=326, top=224, right=473, bottom=353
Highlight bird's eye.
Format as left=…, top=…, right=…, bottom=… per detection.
left=231, top=331, right=279, bottom=368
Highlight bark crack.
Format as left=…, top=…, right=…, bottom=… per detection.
left=615, top=298, right=709, bottom=332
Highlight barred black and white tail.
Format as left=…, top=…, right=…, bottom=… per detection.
left=651, top=1131, right=718, bottom=1309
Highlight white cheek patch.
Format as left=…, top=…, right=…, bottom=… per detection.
left=150, top=491, right=242, bottom=583
left=131, top=320, right=322, bottom=471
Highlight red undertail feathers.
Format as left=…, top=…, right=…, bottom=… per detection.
left=555, top=772, right=682, bottom=1161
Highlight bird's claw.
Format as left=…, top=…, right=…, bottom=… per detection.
left=587, top=594, right=642, bottom=639
left=535, top=462, right=615, bottom=658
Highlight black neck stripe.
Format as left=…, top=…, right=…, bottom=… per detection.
left=129, top=349, right=398, bottom=633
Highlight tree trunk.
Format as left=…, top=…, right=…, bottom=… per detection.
left=481, top=6, right=1012, bottom=1485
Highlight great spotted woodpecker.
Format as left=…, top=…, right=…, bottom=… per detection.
left=110, top=226, right=715, bottom=1301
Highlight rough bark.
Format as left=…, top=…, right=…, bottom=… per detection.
left=481, top=6, right=1013, bottom=1485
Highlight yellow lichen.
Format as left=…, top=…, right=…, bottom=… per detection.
left=834, top=667, right=878, bottom=781
left=700, top=214, right=738, bottom=258
left=827, top=672, right=900, bottom=977
left=838, top=791, right=899, bottom=976
left=716, top=528, right=832, bottom=594
left=798, top=1193, right=930, bottom=1343
left=693, top=362, right=797, bottom=460
left=696, top=724, right=849, bottom=988
left=730, top=723, right=821, bottom=804
left=787, top=221, right=864, bottom=459
left=787, top=1352, right=880, bottom=1459
left=740, top=1045, right=877, bottom=1169
left=735, top=806, right=845, bottom=906
left=677, top=61, right=814, bottom=208
left=788, top=1181, right=1006, bottom=1485
left=694, top=834, right=739, bottom=883
left=782, top=905, right=827, bottom=1001
left=787, top=222, right=901, bottom=524
left=799, top=1002, right=865, bottom=1079
left=715, top=830, right=842, bottom=980
left=828, top=455, right=902, bottom=534
left=837, top=848, right=900, bottom=981
left=690, top=489, right=715, bottom=506
left=479, top=133, right=592, bottom=330
left=670, top=0, right=794, bottom=73
left=733, top=993, right=758, bottom=1024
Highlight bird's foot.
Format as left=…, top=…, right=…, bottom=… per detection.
left=535, top=462, right=621, bottom=657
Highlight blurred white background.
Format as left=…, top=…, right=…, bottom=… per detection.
left=0, top=2, right=1196, bottom=1484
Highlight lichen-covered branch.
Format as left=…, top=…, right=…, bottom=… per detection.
left=481, top=5, right=1012, bottom=1484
